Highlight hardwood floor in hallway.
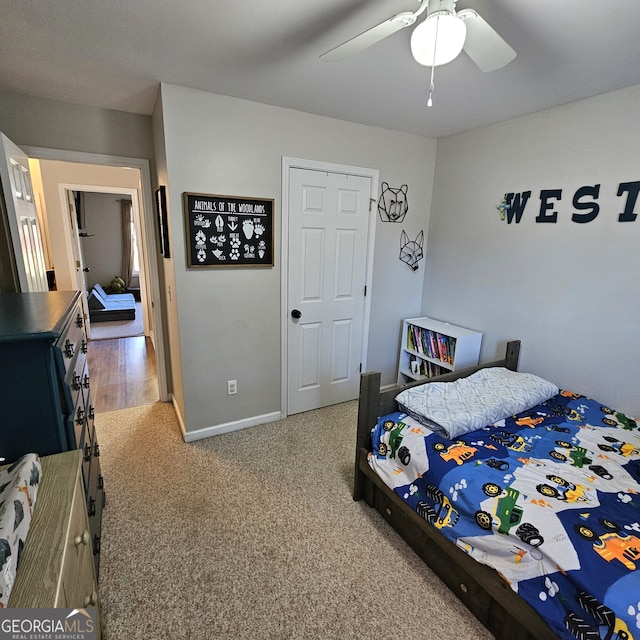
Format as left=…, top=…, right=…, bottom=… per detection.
left=87, top=336, right=158, bottom=413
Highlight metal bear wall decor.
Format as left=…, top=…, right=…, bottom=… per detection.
left=399, top=230, right=424, bottom=272
left=378, top=182, right=409, bottom=222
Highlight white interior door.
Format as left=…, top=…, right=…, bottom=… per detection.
left=65, top=190, right=91, bottom=334
left=287, top=167, right=372, bottom=414
left=0, top=133, right=48, bottom=291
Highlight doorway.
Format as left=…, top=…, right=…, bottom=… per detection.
left=281, top=157, right=378, bottom=416
left=24, top=146, right=169, bottom=406
left=71, top=189, right=146, bottom=340
left=66, top=187, right=159, bottom=411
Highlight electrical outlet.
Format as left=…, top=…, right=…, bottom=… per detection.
left=227, top=379, right=237, bottom=395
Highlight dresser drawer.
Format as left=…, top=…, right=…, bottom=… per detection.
left=87, top=454, right=104, bottom=578
left=66, top=353, right=86, bottom=443
left=72, top=393, right=87, bottom=451
left=79, top=425, right=92, bottom=493
left=68, top=348, right=86, bottom=403
left=81, top=365, right=94, bottom=426
left=55, top=301, right=86, bottom=377
left=58, top=477, right=98, bottom=609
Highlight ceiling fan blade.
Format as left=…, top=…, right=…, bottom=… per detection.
left=320, top=11, right=418, bottom=62
left=458, top=9, right=516, bottom=72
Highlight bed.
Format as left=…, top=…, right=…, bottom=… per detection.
left=354, top=341, right=640, bottom=640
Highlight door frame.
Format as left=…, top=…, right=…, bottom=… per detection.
left=60, top=184, right=150, bottom=339
left=22, top=145, right=169, bottom=402
left=280, top=156, right=379, bottom=417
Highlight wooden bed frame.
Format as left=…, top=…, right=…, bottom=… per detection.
left=354, top=340, right=560, bottom=640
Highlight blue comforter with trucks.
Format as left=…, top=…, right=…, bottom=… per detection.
left=368, top=391, right=640, bottom=640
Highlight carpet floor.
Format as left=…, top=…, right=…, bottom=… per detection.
left=95, top=401, right=493, bottom=640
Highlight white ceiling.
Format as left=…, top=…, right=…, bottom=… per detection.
left=2, top=0, right=640, bottom=138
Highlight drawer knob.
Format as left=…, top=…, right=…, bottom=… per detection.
left=74, top=530, right=90, bottom=547
left=76, top=408, right=85, bottom=425
left=84, top=444, right=92, bottom=462
left=72, top=373, right=81, bottom=390
left=64, top=339, right=75, bottom=359
left=76, top=313, right=84, bottom=328
left=83, top=373, right=90, bottom=389
left=84, top=591, right=98, bottom=607
left=81, top=339, right=88, bottom=354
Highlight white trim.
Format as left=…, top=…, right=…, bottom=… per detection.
left=181, top=411, right=282, bottom=442
left=172, top=395, right=187, bottom=437
left=280, top=156, right=379, bottom=418
left=22, top=146, right=169, bottom=403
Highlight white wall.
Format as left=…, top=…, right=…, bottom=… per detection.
left=152, top=91, right=181, bottom=414
left=0, top=91, right=154, bottom=163
left=423, top=84, right=640, bottom=417
left=158, top=83, right=437, bottom=433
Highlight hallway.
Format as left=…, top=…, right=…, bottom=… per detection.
left=87, top=336, right=158, bottom=413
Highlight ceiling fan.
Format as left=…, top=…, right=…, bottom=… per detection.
left=320, top=0, right=516, bottom=73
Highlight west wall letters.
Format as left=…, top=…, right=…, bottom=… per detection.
left=502, top=181, right=640, bottom=224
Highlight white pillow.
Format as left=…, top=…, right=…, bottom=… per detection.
left=395, top=367, right=559, bottom=439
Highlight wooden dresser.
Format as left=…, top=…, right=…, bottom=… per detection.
left=0, top=290, right=104, bottom=575
left=7, top=451, right=102, bottom=637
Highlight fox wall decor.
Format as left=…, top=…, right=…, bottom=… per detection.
left=399, top=230, right=424, bottom=272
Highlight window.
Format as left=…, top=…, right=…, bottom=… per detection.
left=130, top=216, right=140, bottom=275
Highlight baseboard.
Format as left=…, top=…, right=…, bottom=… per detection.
left=181, top=411, right=282, bottom=442
left=172, top=397, right=188, bottom=438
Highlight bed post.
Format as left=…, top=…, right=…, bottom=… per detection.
left=354, top=371, right=381, bottom=502
left=505, top=340, right=521, bottom=371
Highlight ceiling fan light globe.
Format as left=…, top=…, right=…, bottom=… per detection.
left=411, top=13, right=466, bottom=67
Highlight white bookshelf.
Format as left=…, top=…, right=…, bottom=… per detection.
left=397, top=317, right=482, bottom=385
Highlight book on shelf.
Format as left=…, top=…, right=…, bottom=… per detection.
left=437, top=333, right=455, bottom=365
left=408, top=356, right=447, bottom=379
left=407, top=323, right=457, bottom=365
left=428, top=331, right=438, bottom=360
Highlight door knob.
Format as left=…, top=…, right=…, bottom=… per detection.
left=83, top=267, right=90, bottom=272
left=291, top=309, right=302, bottom=319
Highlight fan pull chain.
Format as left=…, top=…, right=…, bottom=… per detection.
left=427, top=0, right=442, bottom=108
left=427, top=64, right=435, bottom=107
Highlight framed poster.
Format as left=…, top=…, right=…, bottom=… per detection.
left=183, top=192, right=274, bottom=268
left=155, top=186, right=170, bottom=258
